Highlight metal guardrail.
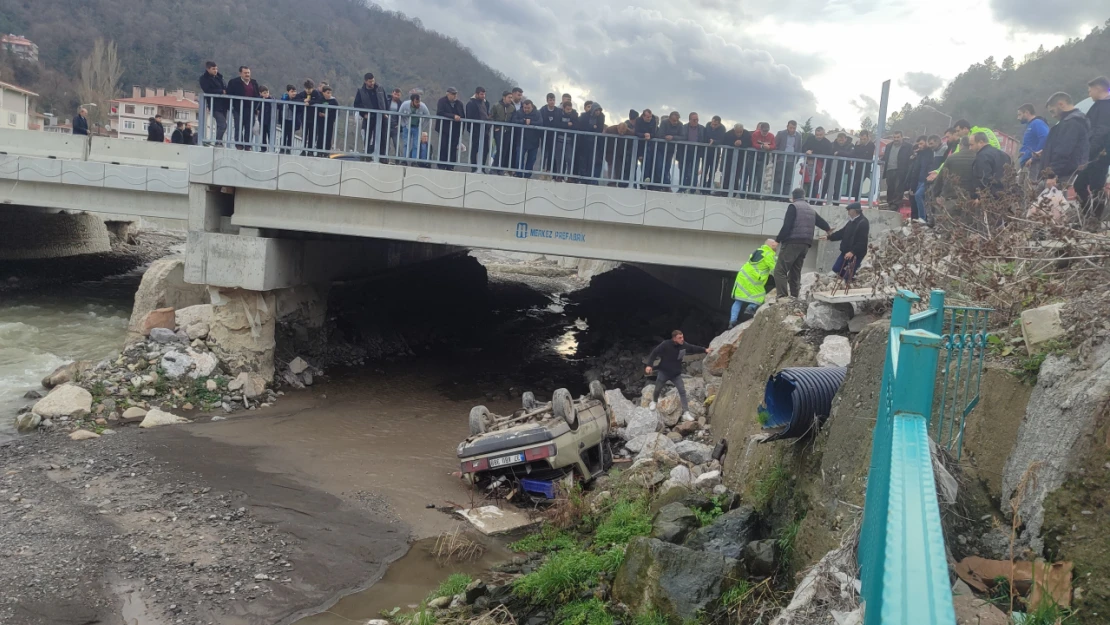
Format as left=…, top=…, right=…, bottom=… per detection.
left=859, top=289, right=990, bottom=625
left=196, top=94, right=878, bottom=204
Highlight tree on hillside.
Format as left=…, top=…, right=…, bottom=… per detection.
left=860, top=116, right=875, bottom=133
left=77, top=38, right=122, bottom=127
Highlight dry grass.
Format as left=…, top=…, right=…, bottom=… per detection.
left=432, top=526, right=486, bottom=564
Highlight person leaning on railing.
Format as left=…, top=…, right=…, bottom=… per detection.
left=574, top=103, right=606, bottom=183
left=603, top=113, right=637, bottom=187
left=489, top=90, right=516, bottom=173
left=465, top=87, right=492, bottom=170
left=198, top=61, right=228, bottom=145
left=295, top=80, right=325, bottom=157
left=510, top=99, right=543, bottom=177
left=398, top=90, right=431, bottom=165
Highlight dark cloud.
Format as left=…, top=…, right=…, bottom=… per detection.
left=850, top=94, right=879, bottom=119
left=899, top=71, right=944, bottom=97
left=988, top=0, right=1106, bottom=34
left=391, top=1, right=837, bottom=128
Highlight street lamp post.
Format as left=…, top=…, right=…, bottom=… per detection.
left=919, top=104, right=952, bottom=129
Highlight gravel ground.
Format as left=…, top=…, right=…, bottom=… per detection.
left=0, top=423, right=408, bottom=625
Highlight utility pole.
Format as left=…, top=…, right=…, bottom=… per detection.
left=869, top=80, right=890, bottom=207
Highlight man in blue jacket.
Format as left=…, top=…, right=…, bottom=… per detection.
left=1017, top=103, right=1049, bottom=183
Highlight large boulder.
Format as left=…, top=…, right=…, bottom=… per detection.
left=743, top=539, right=778, bottom=577
left=606, top=389, right=637, bottom=427
left=626, top=432, right=675, bottom=456
left=674, top=441, right=714, bottom=465
left=189, top=349, right=219, bottom=379
left=618, top=407, right=662, bottom=441
left=140, top=307, right=176, bottom=335
left=126, top=258, right=208, bottom=344
left=656, top=391, right=682, bottom=426
left=684, top=505, right=758, bottom=559
left=139, top=408, right=190, bottom=428
left=613, top=537, right=742, bottom=622
left=817, top=335, right=852, bottom=368
left=15, top=413, right=41, bottom=432
left=32, top=384, right=92, bottom=419
left=175, top=304, right=214, bottom=340
left=41, top=360, right=93, bottom=389
left=651, top=503, right=699, bottom=544
left=161, top=350, right=195, bottom=379
left=703, top=320, right=752, bottom=376
left=804, top=302, right=852, bottom=331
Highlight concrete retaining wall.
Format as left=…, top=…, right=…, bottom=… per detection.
left=0, top=209, right=111, bottom=260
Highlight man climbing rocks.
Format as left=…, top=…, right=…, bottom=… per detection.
left=729, top=239, right=778, bottom=329
left=645, top=330, right=707, bottom=421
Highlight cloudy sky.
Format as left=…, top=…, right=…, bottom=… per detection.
left=375, top=0, right=1104, bottom=130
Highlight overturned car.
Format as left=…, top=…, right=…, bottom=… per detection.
left=458, top=381, right=613, bottom=497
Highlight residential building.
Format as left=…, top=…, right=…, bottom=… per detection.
left=111, top=86, right=198, bottom=141
left=1, top=34, right=38, bottom=62
left=0, top=80, right=37, bottom=130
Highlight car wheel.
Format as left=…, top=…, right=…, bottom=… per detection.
left=551, top=388, right=577, bottom=429
left=589, top=380, right=605, bottom=401
left=469, top=406, right=493, bottom=436
left=522, top=391, right=537, bottom=411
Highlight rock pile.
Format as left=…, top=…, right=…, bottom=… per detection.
left=13, top=305, right=283, bottom=438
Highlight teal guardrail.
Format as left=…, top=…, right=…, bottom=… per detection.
left=858, top=289, right=990, bottom=625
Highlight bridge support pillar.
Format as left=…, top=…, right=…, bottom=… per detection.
left=0, top=208, right=112, bottom=260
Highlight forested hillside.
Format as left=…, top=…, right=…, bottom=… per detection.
left=889, top=22, right=1109, bottom=137
left=0, top=0, right=512, bottom=113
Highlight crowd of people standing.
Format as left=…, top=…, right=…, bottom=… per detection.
left=878, top=76, right=1110, bottom=229
left=195, top=62, right=879, bottom=200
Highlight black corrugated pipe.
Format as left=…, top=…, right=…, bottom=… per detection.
left=761, top=367, right=847, bottom=442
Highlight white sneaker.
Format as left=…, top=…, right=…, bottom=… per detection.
left=681, top=411, right=694, bottom=422
left=648, top=401, right=657, bottom=411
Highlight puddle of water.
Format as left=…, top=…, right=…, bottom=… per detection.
left=293, top=535, right=511, bottom=625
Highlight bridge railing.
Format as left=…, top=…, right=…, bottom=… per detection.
left=858, top=289, right=990, bottom=625
left=197, top=94, right=878, bottom=204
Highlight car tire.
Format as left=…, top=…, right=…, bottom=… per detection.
left=469, top=406, right=492, bottom=436
left=589, top=380, right=605, bottom=401
left=522, top=391, right=537, bottom=411
left=551, top=388, right=577, bottom=429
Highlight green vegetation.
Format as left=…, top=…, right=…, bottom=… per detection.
left=752, top=463, right=789, bottom=512
left=396, top=603, right=437, bottom=625
left=756, top=407, right=771, bottom=427
left=692, top=495, right=727, bottom=527
left=512, top=547, right=624, bottom=604
left=776, top=519, right=802, bottom=564
left=510, top=526, right=576, bottom=554
left=1013, top=598, right=1075, bottom=625
left=556, top=598, right=614, bottom=625
left=89, top=381, right=107, bottom=403
left=427, top=574, right=472, bottom=601
left=632, top=610, right=669, bottom=625
left=986, top=334, right=1013, bottom=358
left=184, top=376, right=226, bottom=411
left=592, top=499, right=652, bottom=548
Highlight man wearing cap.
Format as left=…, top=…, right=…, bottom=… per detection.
left=436, top=87, right=465, bottom=170
left=729, top=239, right=778, bottom=329
left=827, top=202, right=870, bottom=283
left=773, top=188, right=832, bottom=298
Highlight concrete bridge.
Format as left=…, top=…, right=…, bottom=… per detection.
left=0, top=128, right=899, bottom=293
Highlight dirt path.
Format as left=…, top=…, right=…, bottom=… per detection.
left=0, top=366, right=518, bottom=625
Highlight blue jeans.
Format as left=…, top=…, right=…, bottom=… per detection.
left=402, top=126, right=428, bottom=161
left=515, top=147, right=538, bottom=178
left=730, top=300, right=759, bottom=324
left=914, top=182, right=927, bottom=221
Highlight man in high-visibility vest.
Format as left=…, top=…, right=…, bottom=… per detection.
left=729, top=239, right=779, bottom=329
left=928, top=119, right=999, bottom=181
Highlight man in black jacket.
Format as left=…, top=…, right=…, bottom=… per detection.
left=225, top=66, right=262, bottom=150
left=703, top=115, right=728, bottom=192
left=1039, top=91, right=1090, bottom=179
left=969, top=132, right=1011, bottom=199
left=73, top=107, right=90, bottom=136
left=435, top=88, right=465, bottom=170
left=644, top=329, right=707, bottom=420
left=147, top=115, right=165, bottom=142
left=295, top=80, right=325, bottom=157
left=198, top=61, right=228, bottom=145
left=634, top=110, right=659, bottom=186
left=465, top=87, right=491, bottom=170
left=802, top=126, right=833, bottom=199
left=827, top=202, right=869, bottom=283
left=574, top=102, right=605, bottom=182
left=171, top=122, right=185, bottom=144
left=881, top=131, right=912, bottom=208
left=1075, top=77, right=1110, bottom=228
left=722, top=123, right=754, bottom=195
left=353, top=73, right=387, bottom=157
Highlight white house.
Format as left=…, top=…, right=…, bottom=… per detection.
left=111, top=86, right=198, bottom=140
left=0, top=80, right=37, bottom=130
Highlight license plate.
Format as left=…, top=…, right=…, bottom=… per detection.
left=489, top=453, right=524, bottom=468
